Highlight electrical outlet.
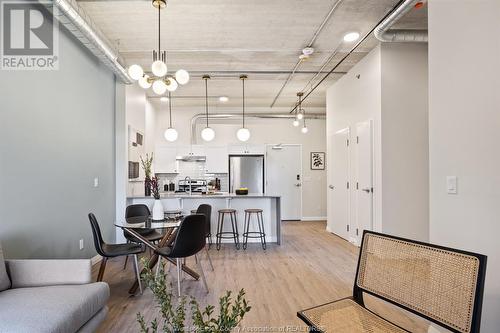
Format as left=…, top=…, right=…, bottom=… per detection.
left=79, top=239, right=84, bottom=250
left=93, top=177, right=99, bottom=187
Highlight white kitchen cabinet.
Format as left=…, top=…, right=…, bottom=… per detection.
left=228, top=144, right=265, bottom=155
left=155, top=146, right=178, bottom=173
left=176, top=145, right=205, bottom=157
left=205, top=146, right=228, bottom=173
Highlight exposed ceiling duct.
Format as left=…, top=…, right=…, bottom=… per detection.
left=190, top=113, right=326, bottom=145
left=374, top=0, right=428, bottom=43
left=46, top=0, right=132, bottom=83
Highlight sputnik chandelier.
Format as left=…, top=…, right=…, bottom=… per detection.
left=127, top=0, right=189, bottom=94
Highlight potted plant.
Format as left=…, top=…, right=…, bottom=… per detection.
left=151, top=176, right=164, bottom=221
left=137, top=261, right=251, bottom=332
left=140, top=153, right=154, bottom=197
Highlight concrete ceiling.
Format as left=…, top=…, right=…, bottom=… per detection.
left=77, top=0, right=427, bottom=110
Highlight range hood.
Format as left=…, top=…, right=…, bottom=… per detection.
left=176, top=155, right=206, bottom=162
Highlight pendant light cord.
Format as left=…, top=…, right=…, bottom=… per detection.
left=158, top=5, right=160, bottom=54
left=204, top=77, right=209, bottom=127
left=242, top=77, right=245, bottom=128
left=168, top=92, right=172, bottom=127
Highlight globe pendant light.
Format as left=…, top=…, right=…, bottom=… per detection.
left=295, top=92, right=308, bottom=133
left=164, top=92, right=178, bottom=142
left=201, top=75, right=215, bottom=142
left=294, top=92, right=304, bottom=126
left=237, top=74, right=250, bottom=142
left=127, top=0, right=188, bottom=92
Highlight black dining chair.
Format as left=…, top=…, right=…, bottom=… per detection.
left=195, top=204, right=214, bottom=271
left=123, top=204, right=163, bottom=270
left=155, top=214, right=209, bottom=296
left=88, top=213, right=145, bottom=294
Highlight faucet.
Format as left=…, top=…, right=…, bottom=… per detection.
left=184, top=176, right=192, bottom=195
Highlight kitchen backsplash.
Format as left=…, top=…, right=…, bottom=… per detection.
left=155, top=161, right=228, bottom=192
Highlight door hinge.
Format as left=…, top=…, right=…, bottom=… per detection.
left=347, top=225, right=350, bottom=232
left=356, top=182, right=359, bottom=190
left=347, top=181, right=349, bottom=189
left=356, top=136, right=359, bottom=144
left=356, top=228, right=359, bottom=236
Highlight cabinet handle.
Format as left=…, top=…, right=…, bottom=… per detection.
left=329, top=185, right=335, bottom=189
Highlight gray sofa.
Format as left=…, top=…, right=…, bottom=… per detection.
left=0, top=242, right=109, bottom=333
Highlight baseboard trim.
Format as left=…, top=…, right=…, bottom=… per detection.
left=301, top=216, right=327, bottom=221
left=91, top=255, right=102, bottom=266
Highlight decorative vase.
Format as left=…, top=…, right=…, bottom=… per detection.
left=152, top=199, right=164, bottom=221
left=144, top=178, right=151, bottom=197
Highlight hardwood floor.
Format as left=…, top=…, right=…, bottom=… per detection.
left=94, top=221, right=432, bottom=332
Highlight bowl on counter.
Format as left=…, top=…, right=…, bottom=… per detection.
left=235, top=188, right=248, bottom=195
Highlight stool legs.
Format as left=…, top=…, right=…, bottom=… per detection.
left=216, top=211, right=240, bottom=250
left=258, top=211, right=266, bottom=250
left=230, top=211, right=240, bottom=249
left=242, top=211, right=266, bottom=250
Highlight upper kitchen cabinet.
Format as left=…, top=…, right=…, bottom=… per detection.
left=228, top=144, right=265, bottom=155
left=155, top=146, right=178, bottom=173
left=205, top=146, right=228, bottom=173
left=176, top=145, right=205, bottom=157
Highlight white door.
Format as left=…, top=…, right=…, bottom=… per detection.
left=354, top=121, right=373, bottom=245
left=266, top=145, right=302, bottom=220
left=328, top=128, right=350, bottom=240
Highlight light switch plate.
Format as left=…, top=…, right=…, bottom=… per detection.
left=79, top=239, right=84, bottom=250
left=94, top=177, right=99, bottom=187
left=447, top=176, right=457, bottom=194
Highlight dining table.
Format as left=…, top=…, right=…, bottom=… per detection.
left=115, top=215, right=200, bottom=295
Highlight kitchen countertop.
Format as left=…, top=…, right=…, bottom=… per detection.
left=127, top=192, right=281, bottom=199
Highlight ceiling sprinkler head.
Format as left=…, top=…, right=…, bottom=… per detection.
left=299, top=47, right=314, bottom=61
left=302, top=47, right=314, bottom=56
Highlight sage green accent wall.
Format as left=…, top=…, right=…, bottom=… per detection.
left=0, top=25, right=116, bottom=259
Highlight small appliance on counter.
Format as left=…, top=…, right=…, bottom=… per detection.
left=178, top=179, right=207, bottom=193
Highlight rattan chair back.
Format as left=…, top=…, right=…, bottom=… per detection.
left=354, top=231, right=487, bottom=333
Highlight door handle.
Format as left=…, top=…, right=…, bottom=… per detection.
left=295, top=183, right=302, bottom=187
left=362, top=188, right=371, bottom=193
left=329, top=185, right=335, bottom=189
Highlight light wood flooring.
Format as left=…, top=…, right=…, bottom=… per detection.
left=94, top=221, right=433, bottom=332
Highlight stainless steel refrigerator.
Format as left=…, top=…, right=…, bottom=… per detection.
left=229, top=155, right=265, bottom=194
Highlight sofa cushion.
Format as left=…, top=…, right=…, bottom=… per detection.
left=0, top=242, right=11, bottom=292
left=0, top=282, right=109, bottom=333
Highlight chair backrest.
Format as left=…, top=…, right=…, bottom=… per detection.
left=88, top=213, right=107, bottom=257
left=126, top=204, right=150, bottom=218
left=196, top=204, right=212, bottom=236
left=169, top=214, right=206, bottom=258
left=354, top=231, right=487, bottom=333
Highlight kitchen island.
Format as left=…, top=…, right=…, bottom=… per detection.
left=126, top=193, right=282, bottom=245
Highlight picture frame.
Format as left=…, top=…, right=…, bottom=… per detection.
left=310, top=152, right=325, bottom=170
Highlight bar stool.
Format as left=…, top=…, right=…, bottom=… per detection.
left=243, top=209, right=266, bottom=250
left=216, top=209, right=240, bottom=250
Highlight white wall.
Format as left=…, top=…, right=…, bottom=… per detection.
left=428, top=0, right=500, bottom=330
left=152, top=103, right=327, bottom=219
left=125, top=85, right=156, bottom=196
left=380, top=43, right=429, bottom=240
left=326, top=42, right=429, bottom=241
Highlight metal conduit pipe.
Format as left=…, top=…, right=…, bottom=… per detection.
left=190, top=113, right=326, bottom=145
left=46, top=0, right=132, bottom=83
left=374, top=0, right=428, bottom=42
